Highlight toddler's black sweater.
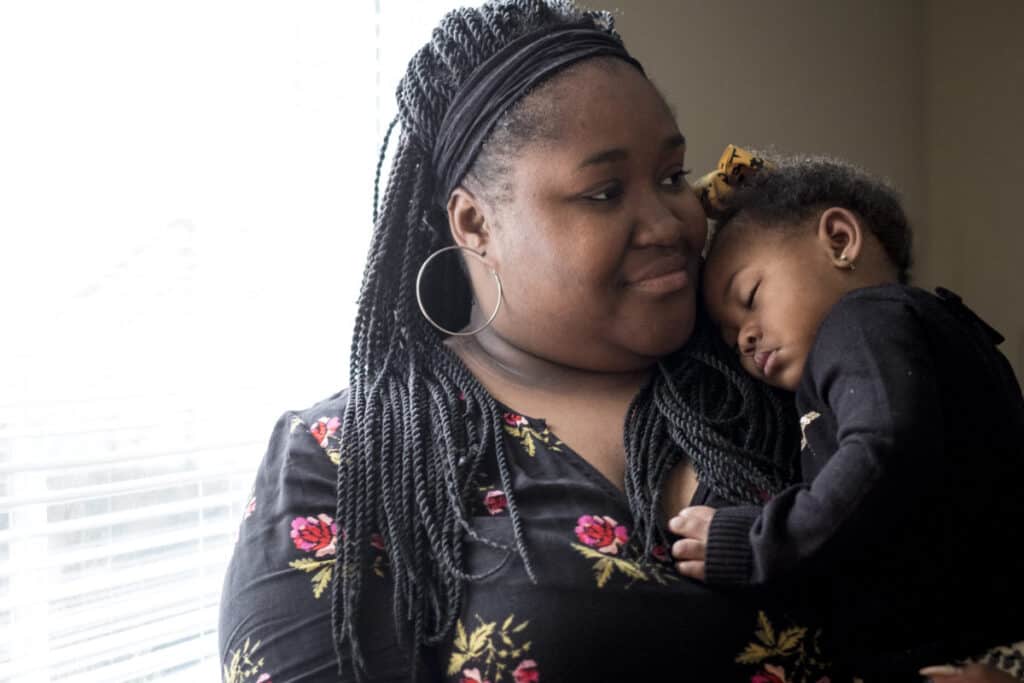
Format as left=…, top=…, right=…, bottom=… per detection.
left=705, top=284, right=1024, bottom=677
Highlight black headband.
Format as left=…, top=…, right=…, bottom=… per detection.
left=431, top=24, right=645, bottom=205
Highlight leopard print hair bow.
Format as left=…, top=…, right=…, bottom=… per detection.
left=693, top=144, right=772, bottom=220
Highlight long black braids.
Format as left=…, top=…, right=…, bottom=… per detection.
left=333, top=1, right=798, bottom=679
left=624, top=305, right=800, bottom=560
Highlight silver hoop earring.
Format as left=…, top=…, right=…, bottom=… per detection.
left=416, top=245, right=503, bottom=337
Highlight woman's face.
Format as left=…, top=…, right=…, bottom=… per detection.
left=468, top=59, right=707, bottom=373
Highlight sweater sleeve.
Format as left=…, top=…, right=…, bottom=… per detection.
left=705, top=294, right=946, bottom=587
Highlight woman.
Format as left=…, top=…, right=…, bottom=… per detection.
left=218, top=2, right=989, bottom=681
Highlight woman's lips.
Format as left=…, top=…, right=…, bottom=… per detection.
left=624, top=255, right=691, bottom=295
left=627, top=268, right=690, bottom=294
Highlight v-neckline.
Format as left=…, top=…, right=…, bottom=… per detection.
left=493, top=399, right=631, bottom=510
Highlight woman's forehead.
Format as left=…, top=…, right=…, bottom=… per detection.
left=524, top=58, right=678, bottom=148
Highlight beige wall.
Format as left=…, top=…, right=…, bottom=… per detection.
left=923, top=0, right=1024, bottom=375
left=606, top=0, right=1023, bottom=375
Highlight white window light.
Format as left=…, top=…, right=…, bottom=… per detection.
left=0, top=2, right=459, bottom=681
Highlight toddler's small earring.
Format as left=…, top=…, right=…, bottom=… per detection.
left=838, top=252, right=856, bottom=272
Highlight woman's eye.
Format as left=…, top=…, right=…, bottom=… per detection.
left=745, top=282, right=760, bottom=309
left=660, top=168, right=691, bottom=189
left=585, top=183, right=623, bottom=202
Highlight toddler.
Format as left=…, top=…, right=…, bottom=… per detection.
left=670, top=147, right=1024, bottom=679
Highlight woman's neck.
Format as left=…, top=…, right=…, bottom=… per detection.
left=446, top=327, right=652, bottom=406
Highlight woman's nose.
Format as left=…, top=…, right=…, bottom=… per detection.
left=631, top=190, right=685, bottom=248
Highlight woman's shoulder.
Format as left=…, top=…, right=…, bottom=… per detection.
left=296, top=387, right=351, bottom=419
left=286, top=387, right=351, bottom=438
left=220, top=389, right=353, bottom=681
left=259, top=388, right=350, bottom=473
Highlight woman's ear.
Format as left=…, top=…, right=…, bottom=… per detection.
left=447, top=187, right=492, bottom=254
left=815, top=207, right=864, bottom=270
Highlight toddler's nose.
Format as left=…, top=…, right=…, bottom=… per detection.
left=737, top=329, right=758, bottom=354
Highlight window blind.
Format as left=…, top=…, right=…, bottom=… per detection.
left=0, top=2, right=458, bottom=680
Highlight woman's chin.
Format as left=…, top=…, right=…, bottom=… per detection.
left=619, top=315, right=696, bottom=361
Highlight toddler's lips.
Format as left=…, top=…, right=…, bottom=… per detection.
left=754, top=349, right=778, bottom=377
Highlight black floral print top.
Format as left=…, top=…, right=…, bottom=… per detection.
left=219, top=390, right=847, bottom=683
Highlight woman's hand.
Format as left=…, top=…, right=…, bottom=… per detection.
left=920, top=663, right=1021, bottom=682
left=667, top=505, right=716, bottom=581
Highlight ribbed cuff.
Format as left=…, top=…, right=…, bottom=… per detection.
left=705, top=505, right=760, bottom=587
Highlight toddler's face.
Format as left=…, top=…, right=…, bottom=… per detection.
left=702, top=224, right=844, bottom=391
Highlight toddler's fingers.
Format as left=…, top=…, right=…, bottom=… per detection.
left=671, top=538, right=705, bottom=561
left=921, top=665, right=963, bottom=681
left=920, top=664, right=1020, bottom=682
left=675, top=559, right=706, bottom=581
left=668, top=506, right=714, bottom=540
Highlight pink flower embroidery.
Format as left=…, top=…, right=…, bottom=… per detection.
left=483, top=490, right=508, bottom=515
left=513, top=659, right=539, bottom=683
left=752, top=664, right=787, bottom=683
left=503, top=413, right=528, bottom=428
left=461, top=668, right=490, bottom=683
left=310, top=416, right=342, bottom=448
left=651, top=544, right=669, bottom=563
left=290, top=514, right=338, bottom=558
left=370, top=533, right=386, bottom=552
left=574, top=515, right=629, bottom=555
left=256, top=675, right=272, bottom=683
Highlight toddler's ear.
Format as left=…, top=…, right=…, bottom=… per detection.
left=815, top=207, right=864, bottom=269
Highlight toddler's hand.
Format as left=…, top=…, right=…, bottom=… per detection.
left=919, top=663, right=1021, bottom=683
left=668, top=506, right=716, bottom=581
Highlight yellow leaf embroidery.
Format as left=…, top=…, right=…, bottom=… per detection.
left=610, top=556, right=648, bottom=582
left=595, top=558, right=615, bottom=588
left=571, top=543, right=650, bottom=588
left=776, top=626, right=807, bottom=653
left=288, top=557, right=330, bottom=572
left=454, top=621, right=469, bottom=652
left=522, top=431, right=536, bottom=457
left=446, top=653, right=468, bottom=677
left=448, top=615, right=532, bottom=683
left=736, top=642, right=775, bottom=665
left=311, top=566, right=333, bottom=599
left=288, top=557, right=335, bottom=599
left=736, top=612, right=831, bottom=682
left=571, top=543, right=608, bottom=561
left=223, top=636, right=268, bottom=683
left=467, top=621, right=496, bottom=656
left=503, top=423, right=563, bottom=457
left=755, top=610, right=776, bottom=646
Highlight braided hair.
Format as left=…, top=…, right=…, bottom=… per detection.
left=335, top=1, right=798, bottom=679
